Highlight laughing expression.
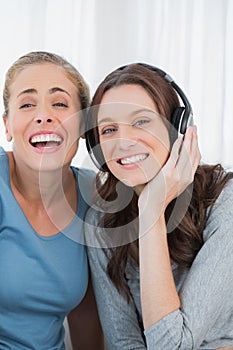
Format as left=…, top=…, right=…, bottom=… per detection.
left=98, top=84, right=170, bottom=191
left=29, top=132, right=63, bottom=153
left=5, top=63, right=81, bottom=171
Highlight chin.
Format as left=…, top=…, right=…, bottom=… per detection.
left=118, top=170, right=159, bottom=190
left=119, top=176, right=147, bottom=189
left=109, top=162, right=161, bottom=187
left=118, top=179, right=146, bottom=196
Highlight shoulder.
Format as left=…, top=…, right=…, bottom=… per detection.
left=84, top=207, right=113, bottom=277
left=208, top=178, right=233, bottom=221
left=0, top=146, right=6, bottom=156
left=85, top=204, right=130, bottom=250
left=203, top=178, right=233, bottom=242
left=0, top=148, right=11, bottom=223
left=0, top=147, right=10, bottom=182
left=72, top=166, right=97, bottom=207
left=84, top=206, right=108, bottom=249
left=0, top=146, right=7, bottom=163
left=72, top=166, right=96, bottom=185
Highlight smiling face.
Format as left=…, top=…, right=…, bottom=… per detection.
left=4, top=63, right=81, bottom=172
left=98, top=84, right=170, bottom=191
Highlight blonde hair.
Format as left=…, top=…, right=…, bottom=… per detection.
left=3, top=51, right=90, bottom=118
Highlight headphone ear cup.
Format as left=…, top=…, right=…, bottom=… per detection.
left=171, top=107, right=185, bottom=131
left=170, top=107, right=185, bottom=144
left=85, top=129, right=108, bottom=172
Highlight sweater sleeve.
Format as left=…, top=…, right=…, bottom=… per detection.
left=85, top=208, right=146, bottom=350
left=144, top=179, right=233, bottom=349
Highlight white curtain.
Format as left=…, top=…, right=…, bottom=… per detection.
left=0, top=0, right=232, bottom=169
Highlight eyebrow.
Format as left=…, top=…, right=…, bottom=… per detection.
left=98, top=108, right=156, bottom=125
left=17, top=88, right=37, bottom=98
left=17, top=87, right=71, bottom=98
left=49, top=87, right=71, bottom=97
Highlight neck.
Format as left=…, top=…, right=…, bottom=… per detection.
left=134, top=184, right=146, bottom=196
left=8, top=153, right=73, bottom=204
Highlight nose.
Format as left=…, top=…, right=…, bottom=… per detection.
left=117, top=125, right=137, bottom=150
left=34, top=115, right=54, bottom=124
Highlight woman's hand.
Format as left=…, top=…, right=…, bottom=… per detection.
left=138, top=126, right=201, bottom=233
left=139, top=126, right=201, bottom=329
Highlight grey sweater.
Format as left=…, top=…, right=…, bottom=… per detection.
left=85, top=180, right=233, bottom=349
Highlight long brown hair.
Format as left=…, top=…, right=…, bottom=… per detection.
left=89, top=64, right=233, bottom=300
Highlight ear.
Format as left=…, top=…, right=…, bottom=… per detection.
left=78, top=109, right=88, bottom=139
left=3, top=116, right=13, bottom=142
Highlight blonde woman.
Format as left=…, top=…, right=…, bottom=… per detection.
left=0, top=51, right=104, bottom=349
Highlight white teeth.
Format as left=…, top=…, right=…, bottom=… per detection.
left=30, top=134, right=62, bottom=144
left=120, top=154, right=148, bottom=165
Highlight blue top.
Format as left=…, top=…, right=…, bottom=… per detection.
left=0, top=147, right=94, bottom=350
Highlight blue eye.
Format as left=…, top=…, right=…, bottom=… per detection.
left=53, top=102, right=68, bottom=107
left=101, top=127, right=117, bottom=135
left=20, top=103, right=34, bottom=109
left=134, top=119, right=150, bottom=127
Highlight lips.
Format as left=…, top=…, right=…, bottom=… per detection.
left=29, top=133, right=63, bottom=149
left=117, top=153, right=149, bottom=165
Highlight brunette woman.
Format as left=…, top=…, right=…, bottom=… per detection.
left=85, top=63, right=233, bottom=349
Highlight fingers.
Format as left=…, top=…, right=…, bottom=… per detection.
left=184, top=125, right=201, bottom=167
left=177, top=125, right=201, bottom=184
left=139, top=126, right=201, bottom=215
left=169, top=136, right=183, bottom=165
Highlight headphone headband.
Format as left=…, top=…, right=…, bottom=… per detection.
left=138, top=63, right=193, bottom=133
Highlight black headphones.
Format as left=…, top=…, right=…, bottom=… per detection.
left=86, top=63, right=193, bottom=172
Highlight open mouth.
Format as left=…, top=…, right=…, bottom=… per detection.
left=29, top=133, right=63, bottom=149
left=117, top=153, right=149, bottom=165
